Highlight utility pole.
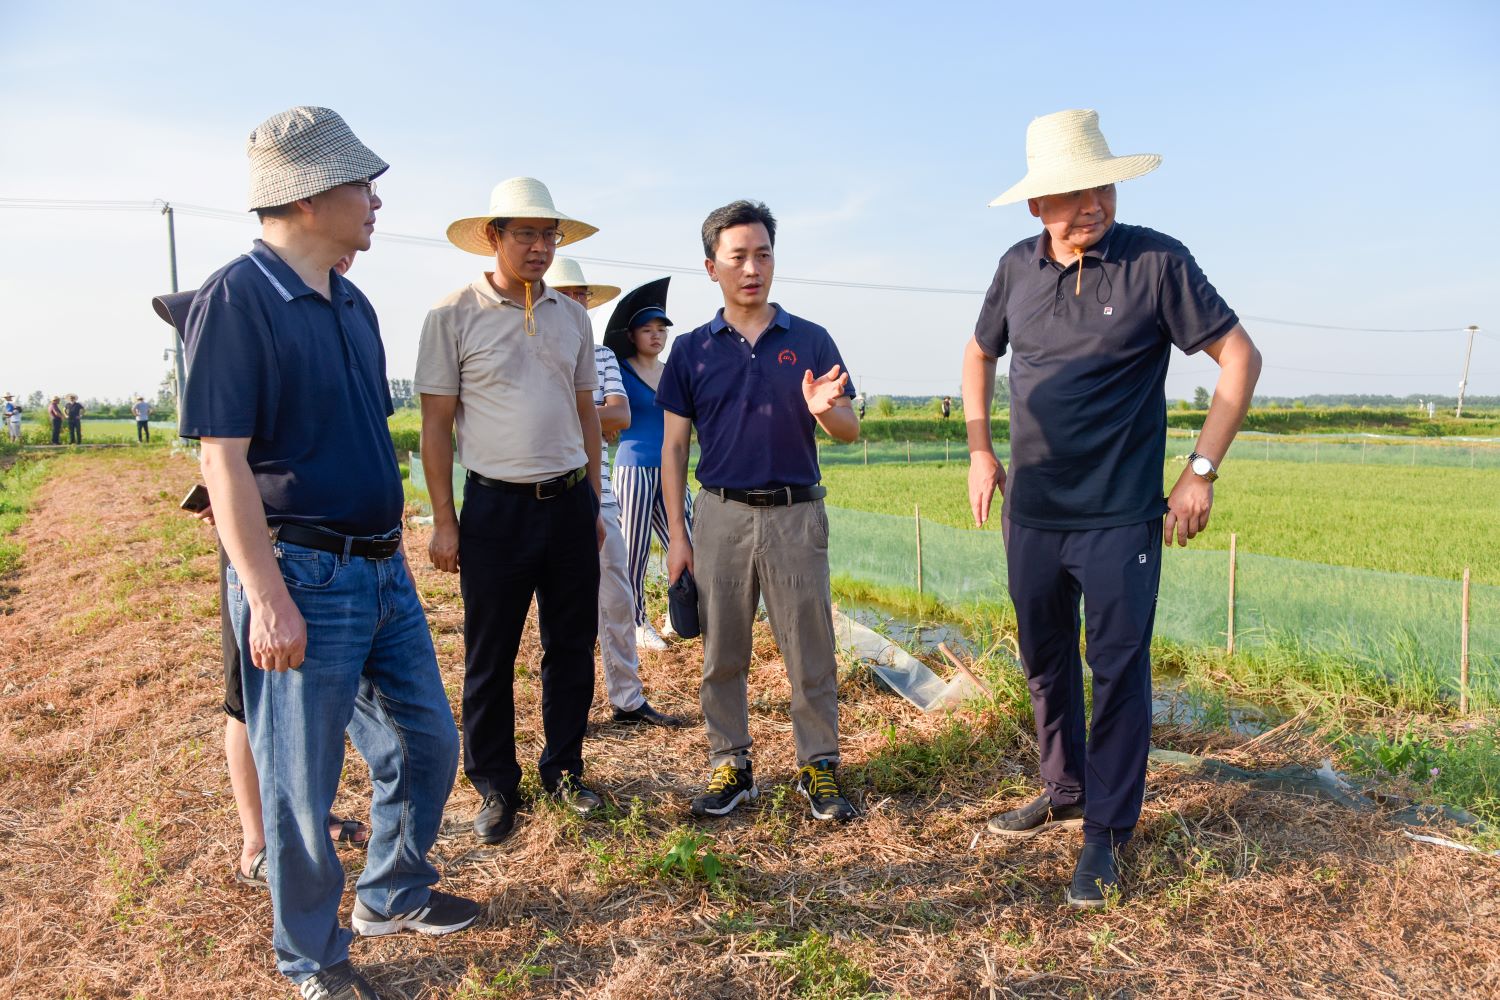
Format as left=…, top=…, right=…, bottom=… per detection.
left=1456, top=325, right=1478, bottom=418
left=162, top=203, right=187, bottom=427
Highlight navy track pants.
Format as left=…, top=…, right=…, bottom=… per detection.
left=1006, top=518, right=1161, bottom=847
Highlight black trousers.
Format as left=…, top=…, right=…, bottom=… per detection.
left=50, top=416, right=62, bottom=444
left=459, top=476, right=599, bottom=799
left=1006, top=518, right=1161, bottom=847
left=136, top=419, right=150, bottom=442
left=67, top=419, right=81, bottom=444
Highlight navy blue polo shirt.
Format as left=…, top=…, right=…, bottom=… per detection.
left=974, top=223, right=1238, bottom=530
left=178, top=240, right=403, bottom=536
left=657, top=305, right=854, bottom=490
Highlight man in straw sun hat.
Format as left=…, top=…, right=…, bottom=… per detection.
left=180, top=106, right=477, bottom=1000
left=545, top=257, right=687, bottom=730
left=961, top=109, right=1263, bottom=908
left=416, top=178, right=607, bottom=846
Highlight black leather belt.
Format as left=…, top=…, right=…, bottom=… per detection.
left=467, top=466, right=587, bottom=500
left=272, top=522, right=401, bottom=559
left=702, top=485, right=827, bottom=507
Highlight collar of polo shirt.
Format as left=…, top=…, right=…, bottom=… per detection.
left=708, top=303, right=791, bottom=336
left=473, top=276, right=564, bottom=310
left=1032, top=223, right=1119, bottom=268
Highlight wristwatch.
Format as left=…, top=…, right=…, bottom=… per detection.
left=1188, top=452, right=1219, bottom=483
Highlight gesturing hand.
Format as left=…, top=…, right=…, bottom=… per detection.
left=802, top=364, right=850, bottom=415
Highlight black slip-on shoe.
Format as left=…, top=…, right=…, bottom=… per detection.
left=1064, top=843, right=1120, bottom=909
left=473, top=792, right=520, bottom=844
left=612, top=700, right=687, bottom=728
left=352, top=889, right=481, bottom=937
left=299, top=960, right=382, bottom=1000
left=985, top=793, right=1085, bottom=838
left=690, top=762, right=758, bottom=817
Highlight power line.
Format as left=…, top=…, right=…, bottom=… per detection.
left=0, top=196, right=1490, bottom=331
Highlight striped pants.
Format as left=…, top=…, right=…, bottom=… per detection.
left=612, top=464, right=693, bottom=628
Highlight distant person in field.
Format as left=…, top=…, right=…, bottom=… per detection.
left=660, top=199, right=861, bottom=823
left=603, top=277, right=696, bottom=652
left=64, top=395, right=83, bottom=444
left=961, top=109, right=1262, bottom=909
left=416, top=177, right=606, bottom=847
left=941, top=395, right=952, bottom=420
left=180, top=106, right=476, bottom=999
left=132, top=395, right=152, bottom=442
left=155, top=251, right=371, bottom=902
left=47, top=395, right=62, bottom=444
left=3, top=394, right=19, bottom=442
left=545, top=257, right=686, bottom=730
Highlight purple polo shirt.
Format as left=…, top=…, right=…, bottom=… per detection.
left=657, top=305, right=854, bottom=490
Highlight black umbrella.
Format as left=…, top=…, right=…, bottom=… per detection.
left=602, top=276, right=671, bottom=360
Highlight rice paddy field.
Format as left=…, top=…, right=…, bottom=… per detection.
left=820, top=459, right=1500, bottom=585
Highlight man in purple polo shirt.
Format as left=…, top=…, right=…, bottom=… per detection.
left=659, top=199, right=860, bottom=824
left=961, top=109, right=1262, bottom=909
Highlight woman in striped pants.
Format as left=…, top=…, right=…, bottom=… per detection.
left=605, top=278, right=692, bottom=651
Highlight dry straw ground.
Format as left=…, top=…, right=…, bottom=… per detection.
left=1, top=450, right=1497, bottom=999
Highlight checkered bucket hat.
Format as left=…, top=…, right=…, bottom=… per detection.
left=246, top=106, right=389, bottom=211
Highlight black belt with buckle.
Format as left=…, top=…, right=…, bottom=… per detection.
left=702, top=485, right=827, bottom=507
left=467, top=466, right=587, bottom=500
left=272, top=522, right=402, bottom=559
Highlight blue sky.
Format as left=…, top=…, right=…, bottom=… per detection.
left=2, top=0, right=1497, bottom=402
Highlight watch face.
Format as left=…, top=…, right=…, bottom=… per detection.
left=1191, top=456, right=1214, bottom=476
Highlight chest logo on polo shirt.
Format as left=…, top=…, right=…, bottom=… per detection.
left=777, top=349, right=798, bottom=365
left=1103, top=306, right=1114, bottom=316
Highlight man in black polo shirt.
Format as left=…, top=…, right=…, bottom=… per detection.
left=659, top=199, right=860, bottom=824
left=961, top=110, right=1262, bottom=908
left=181, top=106, right=476, bottom=1000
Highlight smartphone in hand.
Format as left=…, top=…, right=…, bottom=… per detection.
left=179, top=483, right=210, bottom=513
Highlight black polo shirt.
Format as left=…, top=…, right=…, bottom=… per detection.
left=657, top=305, right=854, bottom=490
left=974, top=223, right=1238, bottom=530
left=178, top=240, right=403, bottom=537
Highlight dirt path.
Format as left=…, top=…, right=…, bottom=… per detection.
left=1, top=450, right=1496, bottom=999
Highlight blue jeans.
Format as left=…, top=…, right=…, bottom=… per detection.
left=227, top=540, right=459, bottom=984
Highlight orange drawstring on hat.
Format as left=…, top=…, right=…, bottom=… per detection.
left=496, top=238, right=537, bottom=336
left=1075, top=248, right=1084, bottom=296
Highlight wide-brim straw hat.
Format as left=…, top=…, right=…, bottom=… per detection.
left=152, top=290, right=196, bottom=336
left=544, top=257, right=620, bottom=309
left=446, top=177, right=598, bottom=256
left=246, top=106, right=388, bottom=211
left=988, top=109, right=1161, bottom=207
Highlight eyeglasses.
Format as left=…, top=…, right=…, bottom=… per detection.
left=344, top=179, right=378, bottom=198
left=498, top=226, right=564, bottom=247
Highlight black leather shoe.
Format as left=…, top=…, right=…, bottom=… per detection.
left=1065, top=843, right=1120, bottom=909
left=985, top=792, right=1084, bottom=838
left=612, top=700, right=686, bottom=728
left=549, top=773, right=604, bottom=817
left=473, top=792, right=520, bottom=844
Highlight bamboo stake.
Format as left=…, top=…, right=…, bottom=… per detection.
left=915, top=503, right=923, bottom=598
left=863, top=439, right=868, bottom=465
left=1227, top=532, right=1238, bottom=656
left=945, top=438, right=950, bottom=463
left=1460, top=567, right=1471, bottom=715
left=906, top=440, right=911, bottom=463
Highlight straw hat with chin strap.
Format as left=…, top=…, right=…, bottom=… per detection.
left=446, top=177, right=598, bottom=256
left=988, top=109, right=1161, bottom=207
left=543, top=257, right=620, bottom=310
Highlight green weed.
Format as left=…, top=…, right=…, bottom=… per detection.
left=453, top=935, right=555, bottom=998
left=654, top=828, right=729, bottom=888
left=771, top=929, right=880, bottom=999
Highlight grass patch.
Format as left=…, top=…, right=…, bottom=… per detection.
left=769, top=930, right=880, bottom=999
left=0, top=455, right=57, bottom=576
